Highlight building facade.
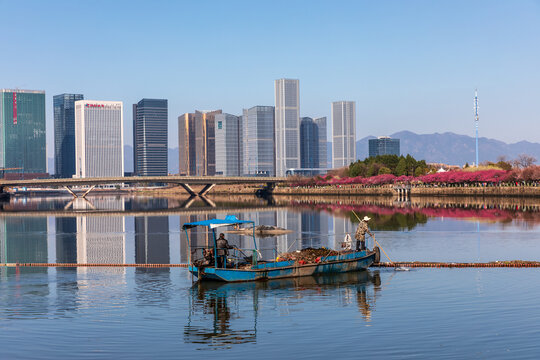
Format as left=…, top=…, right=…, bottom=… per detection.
left=215, top=113, right=242, bottom=176
left=178, top=110, right=221, bottom=176
left=368, top=136, right=400, bottom=157
left=332, top=101, right=356, bottom=168
left=314, top=116, right=327, bottom=169
left=0, top=89, right=46, bottom=177
left=300, top=117, right=319, bottom=169
left=54, top=93, right=84, bottom=178
left=133, top=99, right=168, bottom=176
left=74, top=100, right=124, bottom=178
left=274, top=79, right=300, bottom=176
left=242, top=106, right=275, bottom=176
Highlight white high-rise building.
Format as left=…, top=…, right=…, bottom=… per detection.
left=332, top=101, right=356, bottom=168
left=75, top=100, right=124, bottom=178
left=274, top=79, right=300, bottom=176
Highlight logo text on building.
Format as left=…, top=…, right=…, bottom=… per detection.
left=12, top=93, right=17, bottom=125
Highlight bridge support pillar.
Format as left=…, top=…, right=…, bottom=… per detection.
left=178, top=183, right=196, bottom=197
left=82, top=185, right=96, bottom=198
left=64, top=186, right=78, bottom=198
left=198, top=184, right=216, bottom=197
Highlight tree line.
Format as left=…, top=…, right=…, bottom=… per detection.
left=348, top=154, right=428, bottom=178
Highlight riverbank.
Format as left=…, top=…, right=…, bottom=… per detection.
left=144, top=183, right=540, bottom=198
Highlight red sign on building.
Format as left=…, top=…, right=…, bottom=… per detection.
left=12, top=92, right=17, bottom=125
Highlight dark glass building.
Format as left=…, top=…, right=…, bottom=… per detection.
left=54, top=93, right=84, bottom=178
left=0, top=89, right=46, bottom=177
left=300, top=117, right=319, bottom=169
left=368, top=137, right=400, bottom=157
left=133, top=99, right=168, bottom=176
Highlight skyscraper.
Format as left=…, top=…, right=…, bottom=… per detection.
left=133, top=98, right=168, bottom=176
left=275, top=79, right=300, bottom=176
left=300, top=117, right=319, bottom=169
left=0, top=89, right=46, bottom=178
left=368, top=136, right=400, bottom=157
left=332, top=101, right=356, bottom=168
left=54, top=93, right=84, bottom=178
left=74, top=100, right=124, bottom=178
left=178, top=110, right=221, bottom=176
left=314, top=117, right=327, bottom=169
left=242, top=106, right=275, bottom=176
left=215, top=113, right=242, bottom=176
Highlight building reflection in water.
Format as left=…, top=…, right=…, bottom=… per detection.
left=56, top=217, right=77, bottom=263
left=135, top=216, right=170, bottom=264
left=184, top=270, right=382, bottom=346
left=0, top=217, right=48, bottom=276
left=178, top=210, right=334, bottom=262
left=74, top=198, right=125, bottom=277
left=332, top=216, right=354, bottom=249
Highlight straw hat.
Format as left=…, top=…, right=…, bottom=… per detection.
left=362, top=216, right=371, bottom=221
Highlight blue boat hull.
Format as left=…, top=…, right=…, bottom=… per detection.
left=189, top=251, right=376, bottom=282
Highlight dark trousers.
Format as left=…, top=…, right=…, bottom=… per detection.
left=217, top=256, right=226, bottom=268
left=356, top=240, right=366, bottom=251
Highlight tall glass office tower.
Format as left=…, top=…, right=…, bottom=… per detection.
left=178, top=110, right=221, bottom=176
left=0, top=89, right=46, bottom=177
left=54, top=93, right=84, bottom=178
left=215, top=113, right=242, bottom=176
left=300, top=117, right=319, bottom=169
left=332, top=101, right=356, bottom=168
left=314, top=117, right=327, bottom=169
left=242, top=106, right=275, bottom=176
left=275, top=79, right=300, bottom=176
left=133, top=99, right=168, bottom=176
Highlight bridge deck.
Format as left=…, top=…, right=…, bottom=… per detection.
left=0, top=176, right=288, bottom=187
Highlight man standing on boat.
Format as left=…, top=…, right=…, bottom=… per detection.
left=216, top=233, right=234, bottom=268
left=355, top=216, right=373, bottom=251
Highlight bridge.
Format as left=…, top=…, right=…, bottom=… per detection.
left=0, top=176, right=288, bottom=198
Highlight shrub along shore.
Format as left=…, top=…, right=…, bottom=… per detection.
left=279, top=167, right=540, bottom=197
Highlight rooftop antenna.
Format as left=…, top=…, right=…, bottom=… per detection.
left=474, top=89, right=479, bottom=167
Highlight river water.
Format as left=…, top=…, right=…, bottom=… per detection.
left=1, top=194, right=539, bottom=359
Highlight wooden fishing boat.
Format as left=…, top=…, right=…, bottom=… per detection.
left=184, top=215, right=379, bottom=283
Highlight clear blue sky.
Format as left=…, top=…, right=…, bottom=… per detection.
left=2, top=0, right=539, bottom=156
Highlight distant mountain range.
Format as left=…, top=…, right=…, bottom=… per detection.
left=47, top=132, right=539, bottom=174
left=356, top=131, right=540, bottom=166
left=123, top=145, right=179, bottom=174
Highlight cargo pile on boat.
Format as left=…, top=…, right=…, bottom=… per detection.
left=277, top=247, right=340, bottom=264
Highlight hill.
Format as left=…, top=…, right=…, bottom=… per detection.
left=356, top=131, right=540, bottom=166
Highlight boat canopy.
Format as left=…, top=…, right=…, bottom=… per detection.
left=182, top=215, right=254, bottom=230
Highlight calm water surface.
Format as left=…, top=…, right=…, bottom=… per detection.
left=1, top=195, right=539, bottom=358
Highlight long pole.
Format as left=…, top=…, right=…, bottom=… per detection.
left=475, top=89, right=479, bottom=167
left=351, top=210, right=395, bottom=264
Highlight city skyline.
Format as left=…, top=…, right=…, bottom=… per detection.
left=2, top=1, right=538, bottom=159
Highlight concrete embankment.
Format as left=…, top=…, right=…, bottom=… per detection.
left=140, top=183, right=540, bottom=198
left=269, top=185, right=540, bottom=198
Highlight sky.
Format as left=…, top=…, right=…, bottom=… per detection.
left=1, top=0, right=539, bottom=157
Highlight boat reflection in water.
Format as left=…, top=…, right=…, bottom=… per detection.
left=184, top=270, right=382, bottom=347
